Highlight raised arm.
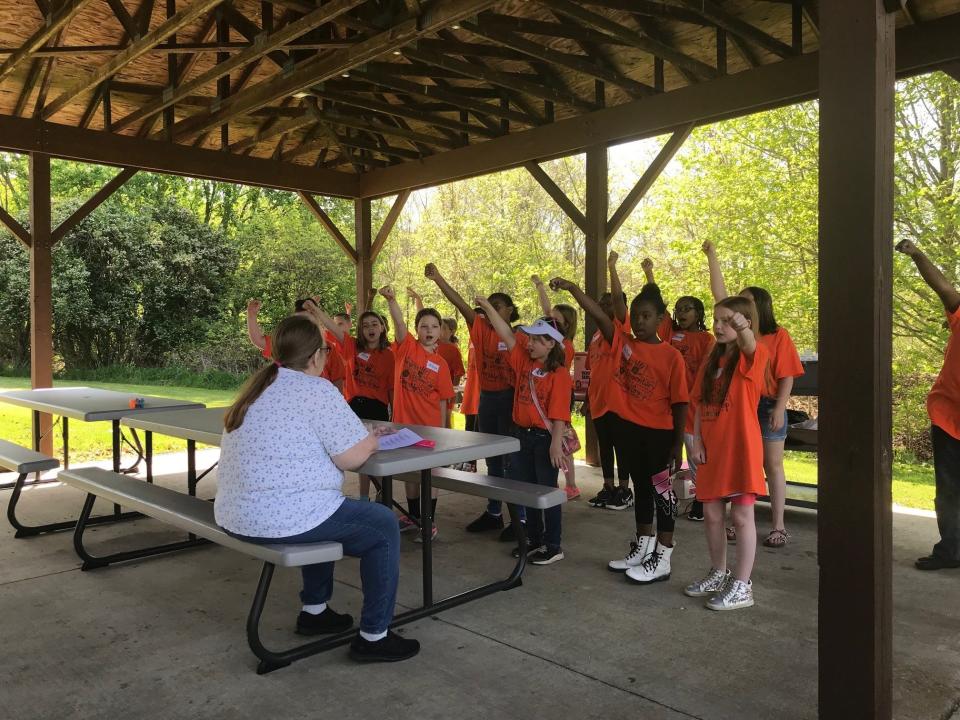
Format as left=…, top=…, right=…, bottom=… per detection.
left=608, top=251, right=627, bottom=323
left=532, top=274, right=553, bottom=316
left=406, top=286, right=425, bottom=313
left=380, top=285, right=407, bottom=343
left=425, top=263, right=476, bottom=325
left=702, top=241, right=729, bottom=302
left=304, top=298, right=345, bottom=343
left=731, top=311, right=757, bottom=357
left=475, top=296, right=516, bottom=350
left=246, top=299, right=266, bottom=350
left=361, top=286, right=377, bottom=313
left=641, top=257, right=656, bottom=285
left=551, top=277, right=614, bottom=345
left=897, top=240, right=960, bottom=313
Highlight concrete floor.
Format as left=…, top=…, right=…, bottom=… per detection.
left=1, top=450, right=958, bottom=720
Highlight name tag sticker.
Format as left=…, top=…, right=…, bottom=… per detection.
left=622, top=345, right=633, bottom=359
left=426, top=360, right=440, bottom=373
left=358, top=352, right=370, bottom=361
left=672, top=334, right=685, bottom=341
left=497, top=342, right=508, bottom=351
left=532, top=368, right=547, bottom=378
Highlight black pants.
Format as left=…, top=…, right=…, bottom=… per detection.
left=611, top=415, right=675, bottom=533
left=509, top=427, right=561, bottom=550
left=932, top=424, right=960, bottom=561
left=349, top=396, right=390, bottom=421
left=465, top=414, right=478, bottom=432
left=478, top=388, right=515, bottom=516
left=594, top=411, right=628, bottom=485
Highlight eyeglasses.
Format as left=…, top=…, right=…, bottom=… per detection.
left=538, top=316, right=561, bottom=329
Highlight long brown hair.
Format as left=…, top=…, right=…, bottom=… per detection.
left=701, top=296, right=759, bottom=407
left=552, top=303, right=578, bottom=341
left=224, top=315, right=325, bottom=432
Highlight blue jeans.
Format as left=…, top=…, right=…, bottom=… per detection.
left=757, top=396, right=788, bottom=442
left=509, top=427, right=561, bottom=550
left=230, top=499, right=400, bottom=635
left=932, top=425, right=960, bottom=562
left=478, top=388, right=515, bottom=516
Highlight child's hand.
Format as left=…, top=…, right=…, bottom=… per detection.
left=769, top=406, right=786, bottom=433
left=641, top=257, right=654, bottom=273
left=406, top=286, right=421, bottom=299
left=344, top=301, right=353, bottom=315
left=701, top=240, right=715, bottom=255
left=670, top=445, right=684, bottom=476
left=474, top=295, right=491, bottom=309
left=424, top=263, right=439, bottom=280
left=379, top=285, right=396, bottom=302
left=531, top=274, right=543, bottom=286
left=730, top=311, right=749, bottom=332
left=895, top=239, right=918, bottom=257
left=607, top=250, right=618, bottom=267
left=549, top=277, right=574, bottom=292
left=246, top=299, right=262, bottom=314
left=549, top=438, right=566, bottom=470
left=691, top=436, right=706, bottom=465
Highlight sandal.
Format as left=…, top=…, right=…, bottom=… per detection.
left=725, top=526, right=736, bottom=544
left=763, top=529, right=789, bottom=548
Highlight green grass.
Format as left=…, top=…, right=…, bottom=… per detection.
left=0, top=377, right=237, bottom=462
left=1, top=376, right=936, bottom=510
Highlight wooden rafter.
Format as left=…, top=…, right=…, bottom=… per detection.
left=106, top=0, right=142, bottom=40
left=163, top=0, right=500, bottom=141
left=0, top=203, right=31, bottom=247
left=0, top=0, right=95, bottom=83
left=298, top=192, right=359, bottom=263
left=0, top=39, right=359, bottom=57
left=584, top=0, right=714, bottom=27
left=525, top=162, right=587, bottom=233
left=41, top=0, right=226, bottom=120
left=676, top=0, right=796, bottom=58
left=479, top=13, right=632, bottom=46
left=51, top=168, right=138, bottom=243
left=113, top=0, right=366, bottom=132
left=371, top=189, right=411, bottom=260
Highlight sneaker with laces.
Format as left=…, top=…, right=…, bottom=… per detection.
left=564, top=485, right=581, bottom=500
left=608, top=534, right=654, bottom=572
left=412, top=523, right=438, bottom=543
left=606, top=487, right=634, bottom=511
left=295, top=607, right=354, bottom=636
left=511, top=543, right=545, bottom=558
left=530, top=547, right=564, bottom=565
left=465, top=511, right=504, bottom=533
left=684, top=567, right=731, bottom=597
left=625, top=541, right=673, bottom=585
left=706, top=578, right=754, bottom=611
left=349, top=630, right=420, bottom=663
left=588, top=486, right=613, bottom=507
left=398, top=515, right=419, bottom=533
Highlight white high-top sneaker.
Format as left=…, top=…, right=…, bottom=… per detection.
left=626, top=541, right=674, bottom=584
left=607, top=534, right=654, bottom=572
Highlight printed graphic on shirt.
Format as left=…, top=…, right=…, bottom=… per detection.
left=614, top=354, right=657, bottom=401
left=700, top=370, right=731, bottom=421
left=480, top=346, right=513, bottom=386
left=353, top=358, right=384, bottom=391
left=517, top=372, right=555, bottom=412
left=401, top=356, right=439, bottom=396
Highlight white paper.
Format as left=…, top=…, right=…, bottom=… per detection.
left=377, top=428, right=424, bottom=451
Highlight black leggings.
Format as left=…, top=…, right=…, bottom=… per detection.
left=465, top=414, right=478, bottom=432
left=611, top=415, right=675, bottom=533
left=594, top=412, right=628, bottom=485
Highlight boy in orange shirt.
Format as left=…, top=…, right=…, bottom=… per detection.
left=897, top=240, right=960, bottom=571
left=381, top=286, right=455, bottom=541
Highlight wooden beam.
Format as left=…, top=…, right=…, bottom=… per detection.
left=818, top=1, right=894, bottom=718
left=358, top=10, right=960, bottom=197
left=676, top=0, right=796, bottom=58
left=355, top=197, right=372, bottom=315
left=605, top=124, right=693, bottom=240
left=0, top=0, right=95, bottom=83
left=31, top=30, right=64, bottom=119
left=41, top=0, right=225, bottom=120
left=371, top=189, right=410, bottom=260
left=582, top=145, right=607, bottom=466
left=112, top=0, right=365, bottom=132
left=943, top=61, right=960, bottom=84
left=51, top=167, right=138, bottom=243
left=298, top=192, right=358, bottom=262
left=0, top=113, right=361, bottom=197
left=163, top=0, right=499, bottom=141
left=478, top=13, right=634, bottom=46
left=524, top=161, right=587, bottom=233
left=106, top=0, right=141, bottom=40
left=0, top=203, right=30, bottom=247
left=29, top=153, right=54, bottom=456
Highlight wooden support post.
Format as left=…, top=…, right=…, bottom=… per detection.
left=818, top=2, right=895, bottom=719
left=29, top=153, right=54, bottom=456
left=583, top=146, right=607, bottom=467
left=355, top=198, right=373, bottom=315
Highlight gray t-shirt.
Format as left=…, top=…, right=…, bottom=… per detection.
left=215, top=368, right=368, bottom=537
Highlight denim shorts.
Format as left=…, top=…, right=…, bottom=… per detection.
left=757, top=396, right=788, bottom=442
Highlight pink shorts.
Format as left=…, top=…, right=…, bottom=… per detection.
left=698, top=493, right=757, bottom=506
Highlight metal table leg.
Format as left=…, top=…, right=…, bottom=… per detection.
left=420, top=468, right=433, bottom=607
left=145, top=431, right=153, bottom=483
left=62, top=416, right=69, bottom=470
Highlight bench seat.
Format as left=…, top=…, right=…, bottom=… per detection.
left=58, top=467, right=342, bottom=568
left=431, top=466, right=566, bottom=509
left=0, top=438, right=59, bottom=475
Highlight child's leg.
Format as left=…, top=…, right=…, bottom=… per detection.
left=563, top=457, right=577, bottom=490
left=763, top=439, right=787, bottom=532
left=730, top=500, right=757, bottom=581
left=534, top=431, right=562, bottom=550
left=683, top=432, right=703, bottom=519
left=595, top=412, right=616, bottom=490
left=624, top=423, right=656, bottom=538
left=510, top=433, right=542, bottom=547
left=359, top=474, right=371, bottom=500
left=703, top=501, right=727, bottom=570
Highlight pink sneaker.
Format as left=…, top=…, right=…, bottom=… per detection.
left=564, top=486, right=581, bottom=501
left=398, top=515, right=419, bottom=533
left=413, top=524, right=438, bottom=543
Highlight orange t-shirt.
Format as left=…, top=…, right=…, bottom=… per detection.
left=692, top=343, right=770, bottom=500
left=584, top=318, right=630, bottom=420
left=606, top=320, right=688, bottom=430
left=758, top=326, right=803, bottom=398
left=509, top=333, right=573, bottom=430
left=928, top=306, right=960, bottom=440
left=262, top=334, right=345, bottom=386
left=657, top=314, right=674, bottom=342
left=668, top=329, right=716, bottom=434
left=437, top=342, right=466, bottom=384
left=469, top=315, right=516, bottom=392
left=562, top=338, right=575, bottom=369
left=341, top=335, right=394, bottom=406
left=459, top=341, right=480, bottom=416
left=391, top=334, right=455, bottom=427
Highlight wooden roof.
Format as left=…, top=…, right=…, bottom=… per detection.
left=1, top=0, right=959, bottom=197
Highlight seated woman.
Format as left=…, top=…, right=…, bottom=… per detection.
left=215, top=307, right=419, bottom=663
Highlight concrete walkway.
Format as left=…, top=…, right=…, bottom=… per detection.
left=1, top=450, right=957, bottom=720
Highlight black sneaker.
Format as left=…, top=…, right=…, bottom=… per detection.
left=530, top=547, right=564, bottom=565
left=295, top=607, right=354, bottom=636
left=686, top=502, right=704, bottom=522
left=499, top=522, right=524, bottom=542
left=511, top=543, right=545, bottom=558
left=588, top=486, right=613, bottom=507
left=915, top=554, right=960, bottom=571
left=606, top=487, right=633, bottom=511
left=466, top=512, right=504, bottom=533
left=349, top=630, right=421, bottom=663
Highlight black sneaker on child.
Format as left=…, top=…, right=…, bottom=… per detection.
left=588, top=486, right=612, bottom=508
left=465, top=511, right=504, bottom=533
left=686, top=501, right=704, bottom=522
left=349, top=630, right=421, bottom=663
left=530, top=547, right=564, bottom=565
left=295, top=607, right=354, bottom=636
left=499, top=521, right=525, bottom=542
left=511, top=543, right=545, bottom=558
left=605, top=487, right=633, bottom=511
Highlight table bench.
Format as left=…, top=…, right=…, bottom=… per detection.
left=57, top=463, right=564, bottom=674
left=1, top=439, right=61, bottom=537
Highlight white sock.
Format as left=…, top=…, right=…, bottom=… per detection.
left=360, top=629, right=387, bottom=642
left=302, top=602, right=327, bottom=615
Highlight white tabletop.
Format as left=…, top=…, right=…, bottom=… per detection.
left=0, top=387, right=205, bottom=422
left=121, top=409, right=519, bottom=477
